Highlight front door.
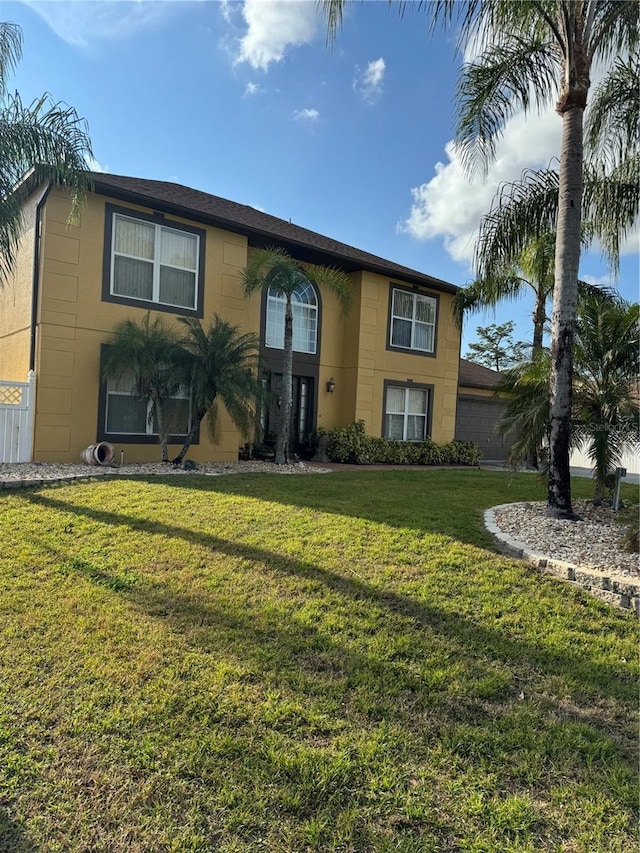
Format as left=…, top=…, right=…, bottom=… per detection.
left=266, top=374, right=315, bottom=456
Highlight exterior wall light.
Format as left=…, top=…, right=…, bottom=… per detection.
left=326, top=377, right=336, bottom=394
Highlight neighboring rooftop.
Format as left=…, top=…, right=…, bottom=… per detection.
left=458, top=358, right=503, bottom=389
left=90, top=172, right=458, bottom=294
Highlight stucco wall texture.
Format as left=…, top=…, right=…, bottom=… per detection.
left=2, top=187, right=461, bottom=463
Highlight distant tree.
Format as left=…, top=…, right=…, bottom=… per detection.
left=102, top=313, right=181, bottom=463
left=465, top=322, right=529, bottom=372
left=171, top=316, right=260, bottom=465
left=242, top=247, right=353, bottom=464
left=0, top=21, right=93, bottom=283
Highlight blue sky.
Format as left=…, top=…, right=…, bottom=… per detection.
left=6, top=0, right=639, bottom=353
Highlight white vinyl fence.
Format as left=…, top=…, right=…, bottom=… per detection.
left=0, top=371, right=36, bottom=463
left=570, top=440, right=640, bottom=477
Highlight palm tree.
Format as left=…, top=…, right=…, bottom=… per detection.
left=572, top=294, right=639, bottom=503
left=497, top=293, right=640, bottom=503
left=171, top=316, right=260, bottom=465
left=1, top=22, right=93, bottom=283
left=454, top=232, right=556, bottom=357
left=324, top=1, right=640, bottom=518
left=102, top=313, right=182, bottom=463
left=241, top=246, right=353, bottom=464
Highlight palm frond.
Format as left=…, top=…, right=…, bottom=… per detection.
left=0, top=93, right=93, bottom=190
left=306, top=262, right=353, bottom=315
left=0, top=172, right=24, bottom=283
left=456, top=36, right=559, bottom=175
left=176, top=314, right=259, bottom=448
left=495, top=354, right=551, bottom=467
left=474, top=167, right=561, bottom=280
left=103, top=313, right=182, bottom=399
left=585, top=53, right=640, bottom=171
left=588, top=0, right=640, bottom=64
left=0, top=91, right=93, bottom=282
left=0, top=22, right=21, bottom=98
left=452, top=272, right=527, bottom=329
left=583, top=156, right=640, bottom=271
left=242, top=245, right=353, bottom=313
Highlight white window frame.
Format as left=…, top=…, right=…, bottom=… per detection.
left=265, top=282, right=318, bottom=354
left=389, top=288, right=437, bottom=354
left=383, top=384, right=430, bottom=442
left=110, top=213, right=200, bottom=311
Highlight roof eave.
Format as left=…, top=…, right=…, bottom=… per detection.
left=91, top=177, right=459, bottom=295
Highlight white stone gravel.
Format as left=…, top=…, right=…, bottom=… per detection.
left=493, top=499, right=638, bottom=578
left=0, top=459, right=331, bottom=482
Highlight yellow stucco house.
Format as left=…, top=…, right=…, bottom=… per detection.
left=0, top=172, right=463, bottom=463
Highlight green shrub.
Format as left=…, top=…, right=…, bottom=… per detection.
left=325, top=420, right=372, bottom=464
left=324, top=421, right=480, bottom=467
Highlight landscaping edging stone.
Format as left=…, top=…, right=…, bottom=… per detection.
left=485, top=503, right=640, bottom=615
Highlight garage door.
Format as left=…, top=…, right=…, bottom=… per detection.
left=455, top=395, right=513, bottom=462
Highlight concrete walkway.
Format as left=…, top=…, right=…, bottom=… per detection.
left=480, top=460, right=640, bottom=485
left=314, top=460, right=640, bottom=485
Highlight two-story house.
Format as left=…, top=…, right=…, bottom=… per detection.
left=0, top=172, right=462, bottom=463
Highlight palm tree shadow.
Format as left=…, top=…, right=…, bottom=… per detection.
left=13, top=490, right=637, bottom=838
left=129, top=467, right=538, bottom=548
left=24, top=490, right=636, bottom=710
left=0, top=809, right=38, bottom=853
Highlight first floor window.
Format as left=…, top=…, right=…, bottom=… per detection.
left=389, top=287, right=436, bottom=353
left=105, top=372, right=191, bottom=437
left=384, top=384, right=430, bottom=441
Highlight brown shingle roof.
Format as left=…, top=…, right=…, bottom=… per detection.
left=458, top=358, right=503, bottom=389
left=90, top=172, right=458, bottom=294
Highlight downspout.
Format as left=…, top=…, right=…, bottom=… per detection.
left=29, top=181, right=53, bottom=371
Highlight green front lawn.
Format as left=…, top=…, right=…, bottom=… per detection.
left=0, top=470, right=637, bottom=852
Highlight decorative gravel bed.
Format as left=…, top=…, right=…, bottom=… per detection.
left=493, top=499, right=638, bottom=578
left=0, top=460, right=330, bottom=482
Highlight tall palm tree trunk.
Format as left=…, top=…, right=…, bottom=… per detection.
left=532, top=285, right=547, bottom=357
left=276, top=297, right=294, bottom=464
left=547, top=106, right=584, bottom=517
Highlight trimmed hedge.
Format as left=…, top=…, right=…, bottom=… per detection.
left=323, top=420, right=480, bottom=466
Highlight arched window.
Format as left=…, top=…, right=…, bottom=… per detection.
left=265, top=281, right=318, bottom=354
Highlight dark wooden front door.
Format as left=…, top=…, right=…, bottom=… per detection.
left=267, top=374, right=315, bottom=455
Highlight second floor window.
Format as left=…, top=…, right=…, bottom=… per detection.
left=265, top=281, right=318, bottom=354
left=389, top=288, right=436, bottom=353
left=111, top=213, right=199, bottom=311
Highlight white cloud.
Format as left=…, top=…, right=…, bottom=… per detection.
left=22, top=0, right=180, bottom=47
left=353, top=58, right=385, bottom=103
left=244, top=82, right=263, bottom=97
left=581, top=273, right=615, bottom=287
left=400, top=105, right=562, bottom=265
left=219, top=0, right=236, bottom=25
left=293, top=108, right=319, bottom=122
left=237, top=0, right=318, bottom=70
